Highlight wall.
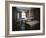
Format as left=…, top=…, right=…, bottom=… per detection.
left=0, top=0, right=46, bottom=38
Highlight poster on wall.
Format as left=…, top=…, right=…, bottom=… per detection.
left=5, top=1, right=45, bottom=37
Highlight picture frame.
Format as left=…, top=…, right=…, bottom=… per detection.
left=5, top=1, right=45, bottom=37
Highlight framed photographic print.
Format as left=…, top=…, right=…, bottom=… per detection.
left=5, top=1, right=45, bottom=37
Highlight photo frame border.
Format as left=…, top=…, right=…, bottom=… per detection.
left=5, top=1, right=45, bottom=37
